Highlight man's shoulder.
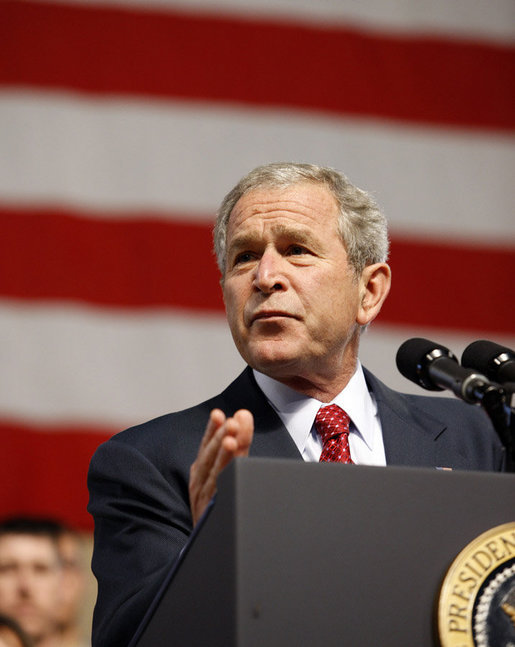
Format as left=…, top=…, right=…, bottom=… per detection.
left=99, top=367, right=258, bottom=453
left=364, top=367, right=491, bottom=425
left=106, top=395, right=221, bottom=458
left=363, top=367, right=505, bottom=470
left=364, top=367, right=493, bottom=427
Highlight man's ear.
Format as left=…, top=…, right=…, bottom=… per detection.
left=356, top=263, right=391, bottom=327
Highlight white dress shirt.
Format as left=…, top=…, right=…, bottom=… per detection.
left=253, top=362, right=386, bottom=466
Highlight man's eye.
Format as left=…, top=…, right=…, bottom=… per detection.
left=0, top=564, right=16, bottom=574
left=234, top=252, right=254, bottom=265
left=288, top=245, right=309, bottom=256
left=34, top=563, right=53, bottom=574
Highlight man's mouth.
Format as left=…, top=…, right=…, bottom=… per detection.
left=13, top=602, right=40, bottom=616
left=251, top=311, right=297, bottom=324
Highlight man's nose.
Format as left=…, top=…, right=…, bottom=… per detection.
left=15, top=569, right=34, bottom=597
left=253, top=249, right=286, bottom=293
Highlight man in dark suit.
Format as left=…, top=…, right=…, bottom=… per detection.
left=87, top=162, right=504, bottom=646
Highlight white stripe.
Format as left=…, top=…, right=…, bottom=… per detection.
left=37, top=0, right=515, bottom=43
left=1, top=90, right=514, bottom=243
left=2, top=300, right=514, bottom=428
left=0, top=300, right=244, bottom=428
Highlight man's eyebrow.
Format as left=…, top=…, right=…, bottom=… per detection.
left=271, top=224, right=315, bottom=244
left=227, top=233, right=257, bottom=253
left=228, top=225, right=317, bottom=251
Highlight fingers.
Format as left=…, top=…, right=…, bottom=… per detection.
left=189, top=409, right=226, bottom=525
left=222, top=409, right=253, bottom=457
left=189, top=409, right=254, bottom=526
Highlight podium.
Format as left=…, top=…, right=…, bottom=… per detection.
left=133, top=460, right=515, bottom=646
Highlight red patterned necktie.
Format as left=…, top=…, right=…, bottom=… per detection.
left=315, top=404, right=353, bottom=464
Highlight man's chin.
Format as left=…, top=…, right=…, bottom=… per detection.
left=11, top=609, right=49, bottom=639
left=245, top=343, right=300, bottom=376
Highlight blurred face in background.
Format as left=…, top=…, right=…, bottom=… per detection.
left=0, top=534, right=63, bottom=643
left=56, top=531, right=86, bottom=632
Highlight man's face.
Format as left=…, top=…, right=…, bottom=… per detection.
left=222, top=182, right=366, bottom=385
left=0, top=535, right=62, bottom=642
left=57, top=532, right=86, bottom=628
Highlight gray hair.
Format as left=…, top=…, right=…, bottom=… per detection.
left=214, top=162, right=389, bottom=277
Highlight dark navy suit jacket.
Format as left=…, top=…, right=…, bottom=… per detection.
left=87, top=367, right=504, bottom=647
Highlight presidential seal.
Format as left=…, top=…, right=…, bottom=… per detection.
left=438, top=522, right=515, bottom=647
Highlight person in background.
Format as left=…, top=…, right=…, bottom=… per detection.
left=0, top=519, right=63, bottom=646
left=0, top=518, right=90, bottom=647
left=54, top=527, right=88, bottom=647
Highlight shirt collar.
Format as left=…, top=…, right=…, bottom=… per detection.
left=253, top=362, right=377, bottom=454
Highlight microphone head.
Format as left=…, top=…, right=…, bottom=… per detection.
left=396, top=337, right=456, bottom=391
left=461, top=339, right=515, bottom=382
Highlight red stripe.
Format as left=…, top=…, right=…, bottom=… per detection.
left=1, top=1, right=514, bottom=130
left=0, top=206, right=225, bottom=312
left=382, top=237, right=515, bottom=334
left=0, top=421, right=114, bottom=531
left=1, top=206, right=514, bottom=334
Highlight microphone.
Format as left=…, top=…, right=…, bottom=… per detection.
left=396, top=338, right=494, bottom=404
left=461, top=340, right=515, bottom=385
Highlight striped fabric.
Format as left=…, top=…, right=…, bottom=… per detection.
left=1, top=0, right=513, bottom=529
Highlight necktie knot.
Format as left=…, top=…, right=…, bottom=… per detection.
left=315, top=404, right=353, bottom=464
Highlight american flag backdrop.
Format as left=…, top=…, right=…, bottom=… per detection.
left=1, top=0, right=514, bottom=531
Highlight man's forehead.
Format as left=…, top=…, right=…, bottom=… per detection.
left=0, top=534, right=58, bottom=561
left=227, top=185, right=339, bottom=240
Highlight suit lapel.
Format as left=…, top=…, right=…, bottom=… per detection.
left=219, top=367, right=302, bottom=460
left=364, top=369, right=446, bottom=467
left=378, top=398, right=443, bottom=467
